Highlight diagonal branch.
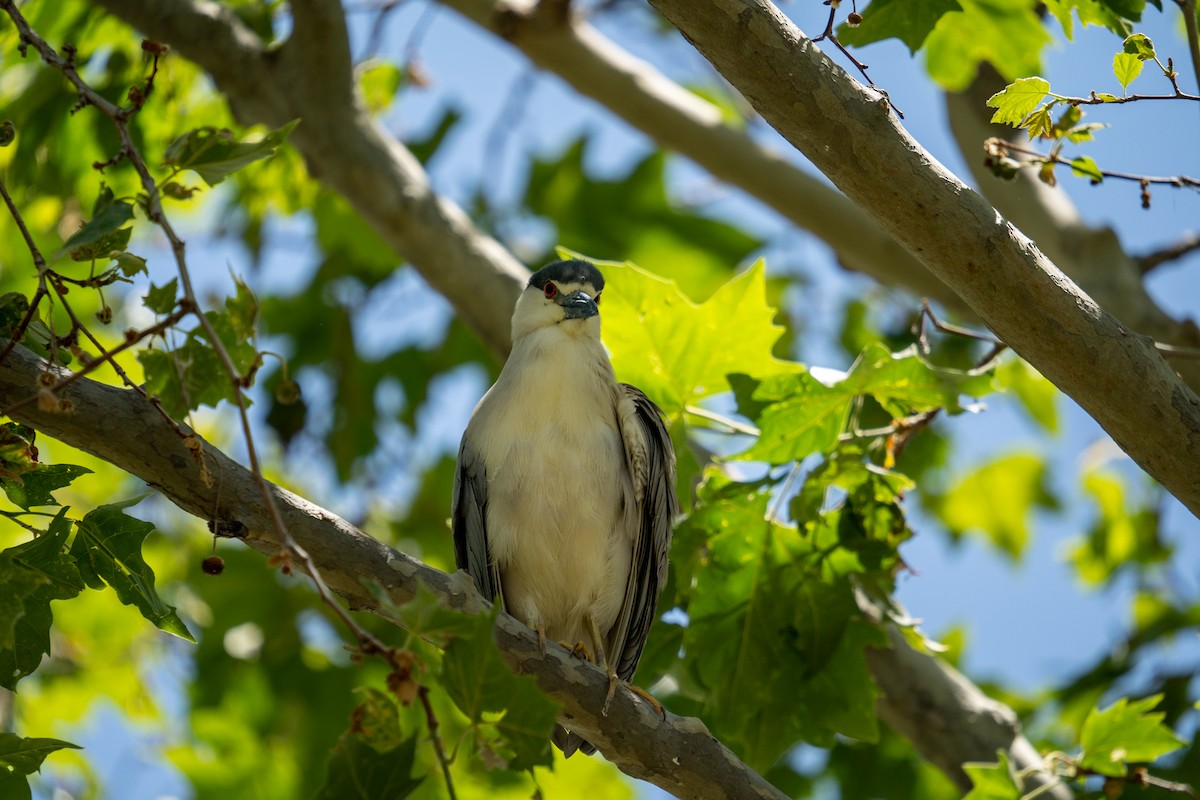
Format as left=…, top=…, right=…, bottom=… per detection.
left=94, top=0, right=527, bottom=359
left=0, top=341, right=780, bottom=800
left=644, top=0, right=1200, bottom=519
left=437, top=0, right=1200, bottom=382
left=0, top=340, right=1065, bottom=798
left=436, top=0, right=954, bottom=304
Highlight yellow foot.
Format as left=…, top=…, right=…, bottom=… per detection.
left=626, top=682, right=666, bottom=718
left=557, top=640, right=594, bottom=661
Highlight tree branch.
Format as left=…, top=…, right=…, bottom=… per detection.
left=437, top=0, right=1200, bottom=380
left=94, top=0, right=527, bottom=359
left=0, top=342, right=781, bottom=800
left=0, top=341, right=1065, bottom=797
left=437, top=0, right=959, bottom=305
left=645, top=0, right=1200, bottom=519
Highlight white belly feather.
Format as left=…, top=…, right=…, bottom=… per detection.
left=466, top=328, right=634, bottom=648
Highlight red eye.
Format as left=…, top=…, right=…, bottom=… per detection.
left=544, top=282, right=558, bottom=299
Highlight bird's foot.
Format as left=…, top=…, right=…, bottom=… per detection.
left=600, top=677, right=666, bottom=718
left=626, top=682, right=666, bottom=718
left=537, top=626, right=546, bottom=657
left=561, top=640, right=594, bottom=661
left=602, top=666, right=619, bottom=716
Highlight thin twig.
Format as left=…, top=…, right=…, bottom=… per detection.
left=811, top=0, right=904, bottom=118
left=1136, top=231, right=1200, bottom=274
left=985, top=138, right=1200, bottom=190
left=417, top=685, right=458, bottom=800
left=684, top=404, right=761, bottom=436
left=0, top=307, right=190, bottom=418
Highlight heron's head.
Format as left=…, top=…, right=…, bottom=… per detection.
left=512, top=259, right=605, bottom=341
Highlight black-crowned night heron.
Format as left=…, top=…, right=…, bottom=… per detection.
left=452, top=258, right=678, bottom=756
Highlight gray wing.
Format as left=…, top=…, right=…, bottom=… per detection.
left=612, top=384, right=678, bottom=683
left=451, top=434, right=504, bottom=607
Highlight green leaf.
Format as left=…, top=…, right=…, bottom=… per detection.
left=1079, top=695, right=1184, bottom=776
left=986, top=77, right=1051, bottom=126
left=357, top=60, right=403, bottom=115
left=995, top=359, right=1058, bottom=432
left=0, top=510, right=84, bottom=690
left=1044, top=0, right=1137, bottom=38
left=1094, top=92, right=1121, bottom=102
left=138, top=339, right=237, bottom=418
left=1122, top=32, right=1156, bottom=60
left=58, top=197, right=133, bottom=262
left=0, top=732, right=82, bottom=775
left=440, top=607, right=558, bottom=771
left=1072, top=473, right=1167, bottom=584
left=596, top=258, right=801, bottom=415
left=1113, top=51, right=1143, bottom=88
left=163, top=119, right=299, bottom=186
left=677, top=473, right=884, bottom=768
left=145, top=278, right=179, bottom=315
left=316, top=693, right=423, bottom=800
left=68, top=497, right=195, bottom=641
left=111, top=251, right=148, bottom=278
left=963, top=751, right=1022, bottom=800
left=1069, top=156, right=1104, bottom=184
left=1, top=463, right=92, bottom=510
left=837, top=0, right=962, bottom=52
left=936, top=453, right=1058, bottom=560
left=734, top=344, right=993, bottom=463
left=923, top=0, right=1051, bottom=90
left=731, top=371, right=849, bottom=463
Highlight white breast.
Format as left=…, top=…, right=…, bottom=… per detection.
left=466, top=326, right=635, bottom=647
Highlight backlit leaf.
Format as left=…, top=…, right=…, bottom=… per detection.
left=163, top=119, right=298, bottom=186
left=1079, top=695, right=1184, bottom=776
left=69, top=497, right=194, bottom=641
left=986, top=77, right=1051, bottom=126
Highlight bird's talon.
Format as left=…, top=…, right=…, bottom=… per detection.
left=601, top=672, right=619, bottom=716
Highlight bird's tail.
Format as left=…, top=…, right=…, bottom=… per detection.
left=552, top=724, right=597, bottom=758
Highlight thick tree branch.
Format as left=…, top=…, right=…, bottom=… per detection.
left=0, top=342, right=779, bottom=800
left=438, top=0, right=1200, bottom=380
left=95, top=0, right=527, bottom=359
left=646, top=0, right=1200, bottom=518
left=436, top=0, right=959, bottom=306
left=0, top=342, right=1064, bottom=797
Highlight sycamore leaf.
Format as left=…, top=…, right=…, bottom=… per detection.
left=111, top=252, right=148, bottom=278
left=0, top=732, right=82, bottom=776
left=987, top=77, right=1051, bottom=126
left=995, top=359, right=1059, bottom=432
left=963, top=751, right=1022, bottom=800
left=163, top=120, right=299, bottom=186
left=0, top=463, right=92, bottom=510
left=1095, top=92, right=1121, bottom=102
left=1122, top=32, right=1156, bottom=60
left=587, top=255, right=800, bottom=415
left=59, top=202, right=133, bottom=262
left=145, top=278, right=179, bottom=315
left=677, top=471, right=883, bottom=769
left=316, top=694, right=423, bottom=800
left=936, top=453, right=1058, bottom=559
left=1069, top=156, right=1104, bottom=183
left=69, top=497, right=194, bottom=641
left=1079, top=695, right=1184, bottom=776
left=1023, top=106, right=1054, bottom=139
left=440, top=607, right=558, bottom=771
left=733, top=344, right=993, bottom=463
left=0, top=510, right=84, bottom=690
left=1113, top=52, right=1143, bottom=88
left=138, top=339, right=240, bottom=419
left=836, top=0, right=962, bottom=52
